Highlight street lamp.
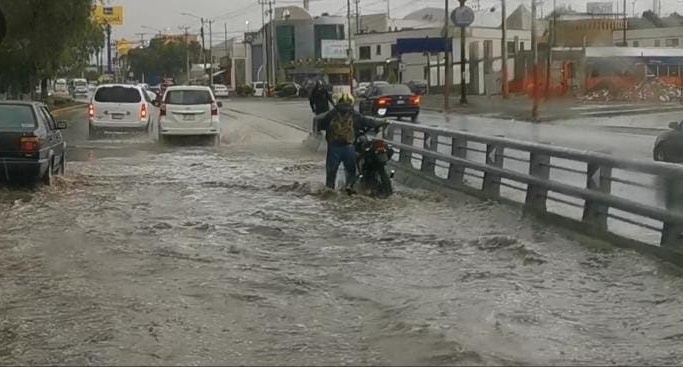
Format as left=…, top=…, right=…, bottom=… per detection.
left=246, top=20, right=250, bottom=32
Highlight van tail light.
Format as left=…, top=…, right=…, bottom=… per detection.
left=410, top=95, right=421, bottom=105
left=88, top=104, right=95, bottom=120
left=211, top=101, right=219, bottom=116
left=140, top=103, right=148, bottom=120
left=21, top=136, right=40, bottom=153
left=159, top=103, right=167, bottom=117
left=377, top=97, right=392, bottom=106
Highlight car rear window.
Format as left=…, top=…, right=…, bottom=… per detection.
left=165, top=90, right=213, bottom=105
left=378, top=85, right=413, bottom=95
left=0, top=105, right=36, bottom=129
left=94, top=86, right=142, bottom=103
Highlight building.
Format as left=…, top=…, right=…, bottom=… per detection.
left=353, top=5, right=534, bottom=95
left=551, top=14, right=627, bottom=47
left=212, top=38, right=250, bottom=89
left=613, top=26, right=683, bottom=48
left=245, top=6, right=346, bottom=84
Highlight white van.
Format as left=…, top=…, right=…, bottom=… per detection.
left=88, top=84, right=153, bottom=139
left=54, top=79, right=68, bottom=94
left=253, top=81, right=265, bottom=97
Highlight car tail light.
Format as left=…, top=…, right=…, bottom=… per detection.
left=410, top=95, right=421, bottom=105
left=21, top=136, right=40, bottom=153
left=88, top=104, right=95, bottom=120
left=374, top=140, right=387, bottom=153
left=377, top=97, right=392, bottom=106
left=211, top=101, right=219, bottom=116
left=140, top=103, right=148, bottom=120
left=159, top=103, right=167, bottom=117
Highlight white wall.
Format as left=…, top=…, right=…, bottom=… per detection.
left=613, top=27, right=683, bottom=47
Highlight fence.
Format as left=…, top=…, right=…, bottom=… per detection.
left=379, top=121, right=683, bottom=253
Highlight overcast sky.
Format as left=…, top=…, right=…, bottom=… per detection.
left=107, top=0, right=677, bottom=43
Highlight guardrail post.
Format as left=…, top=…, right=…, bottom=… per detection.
left=582, top=163, right=612, bottom=230
left=525, top=152, right=550, bottom=212
left=448, top=136, right=467, bottom=185
left=420, top=132, right=438, bottom=174
left=661, top=176, right=683, bottom=248
left=482, top=143, right=504, bottom=197
left=399, top=127, right=414, bottom=165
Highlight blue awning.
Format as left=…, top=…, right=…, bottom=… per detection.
left=396, top=37, right=452, bottom=54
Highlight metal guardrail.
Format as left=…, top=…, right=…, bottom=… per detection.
left=377, top=121, right=683, bottom=250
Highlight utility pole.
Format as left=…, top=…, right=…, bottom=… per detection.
left=387, top=0, right=390, bottom=18
left=531, top=0, right=539, bottom=120
left=106, top=23, right=112, bottom=74
left=545, top=0, right=555, bottom=95
left=208, top=19, right=214, bottom=87
left=458, top=0, right=467, bottom=105
left=180, top=26, right=191, bottom=83
left=269, top=0, right=276, bottom=89
left=622, top=0, right=627, bottom=46
left=348, top=0, right=354, bottom=90
left=259, top=0, right=267, bottom=98
left=444, top=0, right=452, bottom=111
left=501, top=0, right=509, bottom=98
left=355, top=0, right=360, bottom=34
left=225, top=23, right=229, bottom=88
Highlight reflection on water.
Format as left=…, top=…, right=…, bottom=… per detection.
left=1, top=142, right=682, bottom=365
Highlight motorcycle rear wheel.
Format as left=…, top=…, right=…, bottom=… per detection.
left=368, top=166, right=393, bottom=198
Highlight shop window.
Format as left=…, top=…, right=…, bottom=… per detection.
left=507, top=41, right=515, bottom=54
left=376, top=45, right=381, bottom=55
left=666, top=38, right=679, bottom=47
left=655, top=40, right=661, bottom=47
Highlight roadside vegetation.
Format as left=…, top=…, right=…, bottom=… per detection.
left=0, top=0, right=104, bottom=99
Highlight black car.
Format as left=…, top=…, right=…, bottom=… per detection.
left=0, top=101, right=67, bottom=185
left=358, top=84, right=420, bottom=122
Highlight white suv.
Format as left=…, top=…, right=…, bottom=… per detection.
left=88, top=84, right=153, bottom=139
left=156, top=86, right=222, bottom=145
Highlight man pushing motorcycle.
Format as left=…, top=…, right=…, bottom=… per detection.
left=315, top=92, right=389, bottom=194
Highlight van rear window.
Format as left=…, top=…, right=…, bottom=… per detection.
left=164, top=90, right=213, bottom=105
left=95, top=86, right=142, bottom=103
left=0, top=105, right=36, bottom=129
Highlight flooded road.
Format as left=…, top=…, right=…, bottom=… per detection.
left=1, top=106, right=683, bottom=365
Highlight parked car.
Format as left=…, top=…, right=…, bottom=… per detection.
left=212, top=84, right=230, bottom=98
left=88, top=84, right=154, bottom=139
left=155, top=85, right=222, bottom=146
left=654, top=120, right=683, bottom=162
left=355, top=82, right=372, bottom=98
left=0, top=101, right=67, bottom=185
left=358, top=83, right=421, bottom=122
left=69, top=78, right=89, bottom=98
left=253, top=81, right=265, bottom=97
left=405, top=80, right=428, bottom=95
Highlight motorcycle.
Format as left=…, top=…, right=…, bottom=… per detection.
left=355, top=125, right=396, bottom=198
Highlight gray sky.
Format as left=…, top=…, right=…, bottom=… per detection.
left=108, top=0, right=677, bottom=42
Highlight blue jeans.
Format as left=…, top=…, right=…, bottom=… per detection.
left=326, top=143, right=357, bottom=189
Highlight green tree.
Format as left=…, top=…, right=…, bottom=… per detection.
left=0, top=0, right=103, bottom=98
left=127, top=38, right=202, bottom=83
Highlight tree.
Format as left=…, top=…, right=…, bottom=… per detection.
left=642, top=10, right=664, bottom=27
left=127, top=38, right=202, bottom=82
left=0, top=0, right=104, bottom=98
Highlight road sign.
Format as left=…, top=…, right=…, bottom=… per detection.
left=0, top=8, right=5, bottom=45
left=92, top=5, right=124, bottom=25
left=451, top=6, right=475, bottom=27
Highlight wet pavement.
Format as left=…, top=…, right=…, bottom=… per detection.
left=2, top=105, right=683, bottom=365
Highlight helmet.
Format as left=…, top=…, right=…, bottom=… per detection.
left=337, top=92, right=354, bottom=106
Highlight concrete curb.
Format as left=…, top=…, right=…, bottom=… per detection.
left=51, top=103, right=86, bottom=115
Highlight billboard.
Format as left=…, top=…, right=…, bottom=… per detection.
left=92, top=5, right=124, bottom=25
left=321, top=39, right=351, bottom=59
left=587, top=2, right=613, bottom=14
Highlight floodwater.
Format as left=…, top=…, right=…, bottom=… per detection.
left=1, top=110, right=683, bottom=365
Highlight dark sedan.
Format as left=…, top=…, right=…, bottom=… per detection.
left=0, top=101, right=67, bottom=185
left=358, top=84, right=420, bottom=122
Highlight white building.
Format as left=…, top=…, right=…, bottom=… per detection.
left=354, top=5, right=533, bottom=95
left=212, top=37, right=251, bottom=89
left=613, top=27, right=683, bottom=48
